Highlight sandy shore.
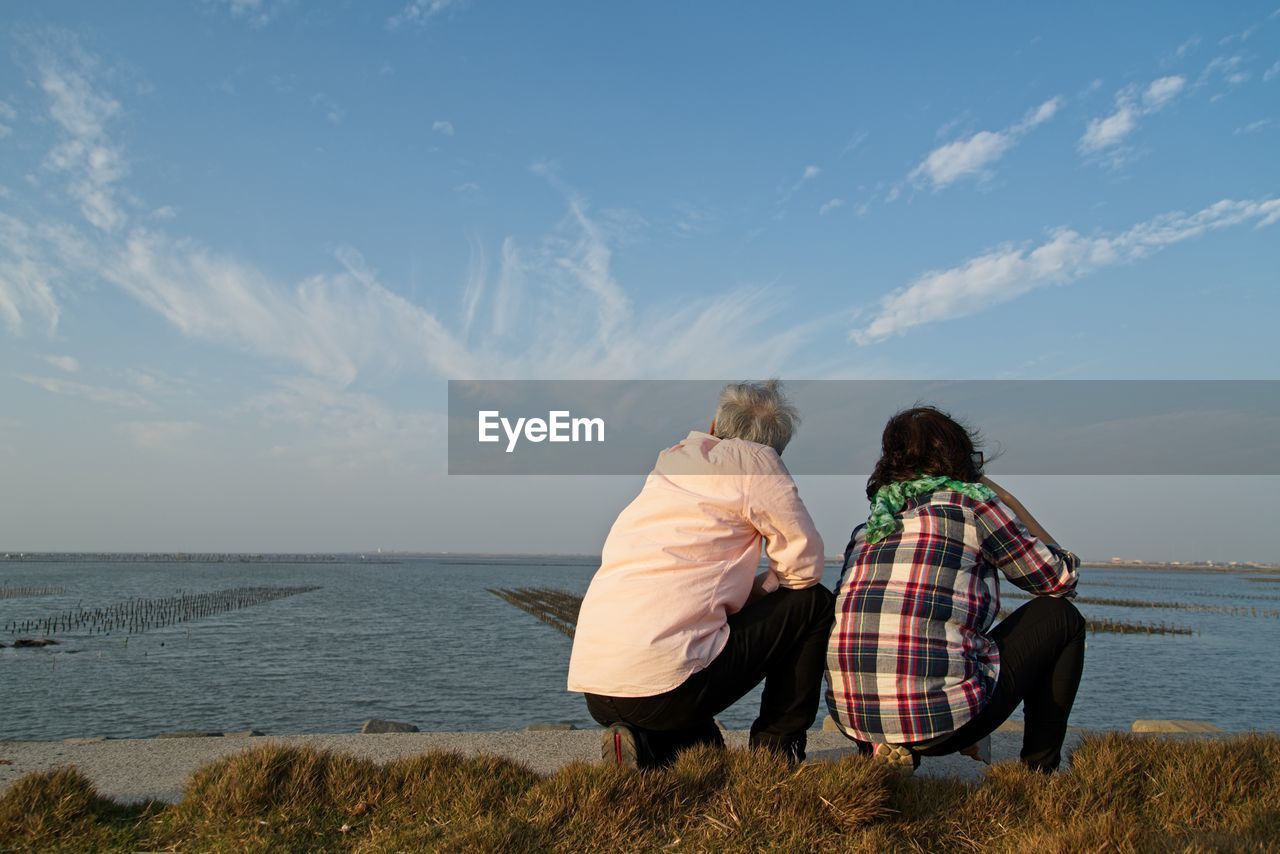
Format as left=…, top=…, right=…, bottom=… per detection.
left=0, top=729, right=1085, bottom=804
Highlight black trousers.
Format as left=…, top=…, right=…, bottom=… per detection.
left=586, top=584, right=836, bottom=766
left=915, top=596, right=1086, bottom=771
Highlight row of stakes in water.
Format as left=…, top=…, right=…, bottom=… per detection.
left=4, top=586, right=322, bottom=638
left=489, top=588, right=1197, bottom=637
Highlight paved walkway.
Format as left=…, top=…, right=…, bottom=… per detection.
left=0, top=729, right=1084, bottom=804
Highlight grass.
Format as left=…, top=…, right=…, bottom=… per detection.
left=2, top=734, right=1278, bottom=851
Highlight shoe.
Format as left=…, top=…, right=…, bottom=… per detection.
left=959, top=735, right=991, bottom=765
left=602, top=723, right=639, bottom=769
left=750, top=735, right=806, bottom=766
left=869, top=742, right=919, bottom=776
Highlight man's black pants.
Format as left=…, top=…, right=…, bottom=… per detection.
left=586, top=584, right=836, bottom=766
left=914, top=596, right=1086, bottom=771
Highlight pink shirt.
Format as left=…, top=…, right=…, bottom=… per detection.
left=567, top=431, right=826, bottom=697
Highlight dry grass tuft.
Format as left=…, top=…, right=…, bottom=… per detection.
left=2, top=734, right=1278, bottom=851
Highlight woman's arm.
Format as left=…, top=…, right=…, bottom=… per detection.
left=976, top=477, right=1078, bottom=596
left=981, top=477, right=1058, bottom=547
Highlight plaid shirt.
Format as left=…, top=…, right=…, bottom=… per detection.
left=825, top=489, right=1078, bottom=744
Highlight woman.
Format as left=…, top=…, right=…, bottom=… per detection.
left=825, top=406, right=1085, bottom=773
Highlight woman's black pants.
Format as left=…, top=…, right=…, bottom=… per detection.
left=916, top=596, right=1087, bottom=772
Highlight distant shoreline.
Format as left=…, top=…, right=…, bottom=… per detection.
left=1, top=552, right=1278, bottom=573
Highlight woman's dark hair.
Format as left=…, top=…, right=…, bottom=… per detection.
left=866, top=405, right=984, bottom=499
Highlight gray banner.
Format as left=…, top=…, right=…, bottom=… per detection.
left=447, top=380, right=1280, bottom=475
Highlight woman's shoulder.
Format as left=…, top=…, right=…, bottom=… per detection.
left=907, top=489, right=990, bottom=513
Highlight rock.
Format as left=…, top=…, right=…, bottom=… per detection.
left=13, top=638, right=59, bottom=648
left=821, top=715, right=842, bottom=733
left=223, top=730, right=266, bottom=737
left=997, top=719, right=1026, bottom=733
left=524, top=722, right=577, bottom=732
left=155, top=731, right=223, bottom=738
left=361, top=719, right=419, bottom=734
left=1131, top=719, right=1223, bottom=734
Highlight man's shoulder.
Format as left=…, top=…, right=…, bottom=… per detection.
left=655, top=433, right=786, bottom=477
left=713, top=437, right=787, bottom=474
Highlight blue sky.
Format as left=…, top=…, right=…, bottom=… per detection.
left=1, top=2, right=1278, bottom=557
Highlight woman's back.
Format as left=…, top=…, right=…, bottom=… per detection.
left=826, top=488, right=1077, bottom=744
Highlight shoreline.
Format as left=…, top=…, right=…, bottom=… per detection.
left=0, top=724, right=1254, bottom=805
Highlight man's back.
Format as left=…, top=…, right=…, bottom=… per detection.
left=567, top=431, right=824, bottom=697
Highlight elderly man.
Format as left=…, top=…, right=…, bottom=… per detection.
left=567, top=380, right=833, bottom=768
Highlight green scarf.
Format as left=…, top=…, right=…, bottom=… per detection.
left=863, top=475, right=995, bottom=544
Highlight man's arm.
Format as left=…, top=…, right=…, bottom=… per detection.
left=744, top=465, right=825, bottom=592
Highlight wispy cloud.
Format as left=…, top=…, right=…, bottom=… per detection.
left=910, top=97, right=1062, bottom=190
left=0, top=100, right=15, bottom=138
left=1235, top=119, right=1272, bottom=135
left=842, top=130, right=868, bottom=156
left=0, top=212, right=96, bottom=335
left=1079, top=76, right=1185, bottom=159
left=217, top=0, right=291, bottom=28
left=1266, top=61, right=1280, bottom=83
left=853, top=197, right=1280, bottom=344
left=387, top=0, right=460, bottom=30
left=36, top=42, right=129, bottom=231
left=17, top=373, right=152, bottom=408
left=310, top=92, right=345, bottom=125
left=44, top=354, right=79, bottom=372
left=432, top=119, right=455, bottom=136
left=9, top=44, right=822, bottom=387
left=246, top=378, right=443, bottom=469
left=119, top=420, right=201, bottom=451
left=818, top=198, right=844, bottom=216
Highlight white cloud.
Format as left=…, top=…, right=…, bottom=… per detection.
left=388, top=0, right=459, bottom=30
left=1196, top=55, right=1248, bottom=93
left=36, top=47, right=129, bottom=231
left=245, top=378, right=443, bottom=469
left=1235, top=119, right=1272, bottom=134
left=0, top=213, right=96, bottom=335
left=1173, top=36, right=1201, bottom=60
left=310, top=92, right=344, bottom=125
left=5, top=35, right=830, bottom=428
left=432, top=119, right=455, bottom=136
left=0, top=100, right=15, bottom=138
left=1080, top=106, right=1138, bottom=152
left=219, top=0, right=285, bottom=28
left=1266, top=61, right=1280, bottom=82
left=44, top=354, right=79, bottom=372
left=1143, top=75, right=1187, bottom=109
left=1079, top=76, right=1185, bottom=156
left=852, top=197, right=1280, bottom=344
left=119, top=420, right=201, bottom=451
left=17, top=373, right=152, bottom=408
left=818, top=198, right=844, bottom=216
left=842, top=130, right=868, bottom=155
left=910, top=97, right=1061, bottom=190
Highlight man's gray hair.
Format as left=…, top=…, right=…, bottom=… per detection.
left=712, top=380, right=799, bottom=455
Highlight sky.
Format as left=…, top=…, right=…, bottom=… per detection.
left=1, top=2, right=1278, bottom=560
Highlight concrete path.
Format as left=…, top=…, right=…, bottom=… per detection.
left=0, top=729, right=1084, bottom=804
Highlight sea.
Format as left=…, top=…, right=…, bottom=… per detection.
left=1, top=556, right=1277, bottom=741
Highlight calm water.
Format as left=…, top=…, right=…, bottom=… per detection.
left=1, top=557, right=1277, bottom=740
